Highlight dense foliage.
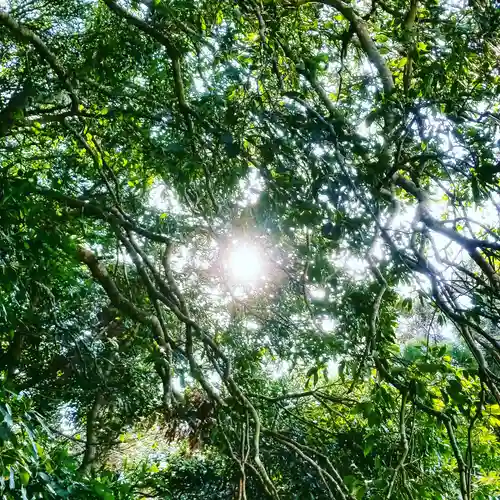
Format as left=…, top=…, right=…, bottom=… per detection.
left=1, top=0, right=500, bottom=498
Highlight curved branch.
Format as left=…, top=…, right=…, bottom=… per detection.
left=444, top=418, right=469, bottom=500
left=0, top=10, right=79, bottom=112
left=266, top=430, right=353, bottom=500
left=297, top=0, right=394, bottom=94
left=387, top=390, right=409, bottom=499
left=103, top=0, right=192, bottom=131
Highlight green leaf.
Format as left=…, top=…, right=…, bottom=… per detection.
left=19, top=470, right=30, bottom=487
left=397, top=57, right=408, bottom=68
left=363, top=440, right=373, bottom=456
left=354, top=485, right=367, bottom=499
left=417, top=362, right=441, bottom=374
left=354, top=401, right=374, bottom=417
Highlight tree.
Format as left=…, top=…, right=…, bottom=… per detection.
left=1, top=0, right=500, bottom=498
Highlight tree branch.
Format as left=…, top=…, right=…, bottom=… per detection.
left=79, top=393, right=104, bottom=475
left=0, top=10, right=79, bottom=112
left=297, top=0, right=394, bottom=94
left=387, top=390, right=409, bottom=499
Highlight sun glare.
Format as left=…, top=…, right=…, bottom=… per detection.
left=227, top=244, right=264, bottom=283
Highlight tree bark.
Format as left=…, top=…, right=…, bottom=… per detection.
left=79, top=393, right=104, bottom=475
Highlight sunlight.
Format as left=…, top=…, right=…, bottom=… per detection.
left=227, top=243, right=264, bottom=283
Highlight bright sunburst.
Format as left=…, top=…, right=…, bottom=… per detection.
left=227, top=243, right=264, bottom=283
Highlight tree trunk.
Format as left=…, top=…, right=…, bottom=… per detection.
left=79, top=393, right=104, bottom=475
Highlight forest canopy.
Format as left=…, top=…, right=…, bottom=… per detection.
left=1, top=0, right=500, bottom=498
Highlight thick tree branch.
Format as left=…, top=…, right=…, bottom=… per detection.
left=444, top=418, right=469, bottom=500
left=297, top=0, right=394, bottom=94
left=79, top=393, right=104, bottom=475
left=394, top=174, right=500, bottom=286
left=21, top=183, right=171, bottom=244
left=103, top=0, right=192, bottom=131
left=0, top=10, right=79, bottom=112
left=0, top=80, right=34, bottom=138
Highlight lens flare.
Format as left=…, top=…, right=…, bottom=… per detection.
left=227, top=244, right=263, bottom=283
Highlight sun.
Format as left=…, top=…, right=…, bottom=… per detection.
left=227, top=243, right=264, bottom=283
